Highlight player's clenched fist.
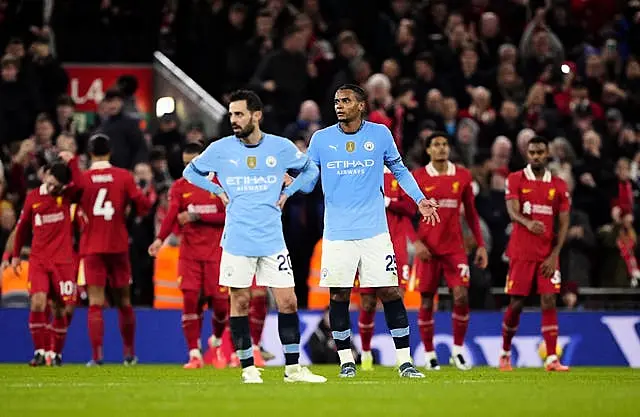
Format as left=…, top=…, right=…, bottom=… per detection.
left=418, top=198, right=440, bottom=226
left=148, top=238, right=162, bottom=257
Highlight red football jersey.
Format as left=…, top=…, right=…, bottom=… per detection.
left=13, top=185, right=76, bottom=263
left=72, top=160, right=151, bottom=254
left=505, top=166, right=570, bottom=261
left=412, top=162, right=485, bottom=256
left=384, top=170, right=417, bottom=258
left=157, top=178, right=225, bottom=260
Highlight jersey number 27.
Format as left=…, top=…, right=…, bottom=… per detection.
left=93, top=188, right=115, bottom=221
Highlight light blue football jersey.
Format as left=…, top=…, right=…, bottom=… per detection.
left=184, top=134, right=318, bottom=257
left=307, top=121, right=425, bottom=241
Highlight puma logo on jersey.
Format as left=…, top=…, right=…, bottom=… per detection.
left=229, top=159, right=239, bottom=166
left=329, top=145, right=337, bottom=151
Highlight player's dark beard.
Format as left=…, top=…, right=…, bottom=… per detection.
left=234, top=123, right=254, bottom=139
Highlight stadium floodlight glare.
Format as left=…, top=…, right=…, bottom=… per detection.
left=156, top=96, right=176, bottom=117
left=561, top=64, right=570, bottom=74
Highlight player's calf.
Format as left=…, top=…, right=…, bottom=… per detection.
left=418, top=294, right=439, bottom=371
left=329, top=289, right=356, bottom=376
left=378, top=288, right=416, bottom=373
left=450, top=286, right=471, bottom=370
left=28, top=293, right=48, bottom=365
left=359, top=293, right=376, bottom=371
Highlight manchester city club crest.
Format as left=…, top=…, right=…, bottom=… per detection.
left=346, top=141, right=356, bottom=152
left=247, top=156, right=257, bottom=169
left=266, top=155, right=277, bottom=167
left=364, top=141, right=374, bottom=151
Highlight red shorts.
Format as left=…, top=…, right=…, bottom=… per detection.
left=178, top=258, right=227, bottom=297
left=83, top=253, right=131, bottom=288
left=415, top=252, right=470, bottom=294
left=506, top=259, right=561, bottom=296
left=28, top=260, right=77, bottom=305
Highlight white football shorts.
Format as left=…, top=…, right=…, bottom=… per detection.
left=319, top=232, right=398, bottom=288
left=219, top=247, right=295, bottom=289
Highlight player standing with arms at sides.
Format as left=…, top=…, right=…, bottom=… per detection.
left=9, top=163, right=79, bottom=366
left=183, top=90, right=326, bottom=384
left=306, top=84, right=439, bottom=378
left=149, top=143, right=229, bottom=369
left=358, top=166, right=417, bottom=371
left=500, top=136, right=570, bottom=372
left=62, top=134, right=152, bottom=366
left=411, top=133, right=488, bottom=371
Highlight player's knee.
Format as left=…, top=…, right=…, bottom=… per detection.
left=276, top=296, right=297, bottom=314
left=509, top=297, right=525, bottom=313
left=329, top=288, right=351, bottom=302
left=360, top=294, right=377, bottom=312
left=452, top=287, right=468, bottom=306
left=376, top=286, right=401, bottom=303
left=30, top=293, right=47, bottom=312
left=420, top=293, right=434, bottom=311
left=540, top=294, right=556, bottom=310
left=182, top=291, right=200, bottom=313
left=87, top=286, right=105, bottom=306
left=230, top=290, right=251, bottom=315
left=64, top=305, right=75, bottom=318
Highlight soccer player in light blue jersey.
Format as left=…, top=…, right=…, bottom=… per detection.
left=306, top=84, right=440, bottom=378
left=183, top=90, right=326, bottom=384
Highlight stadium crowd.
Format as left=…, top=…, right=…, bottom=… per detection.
left=1, top=0, right=639, bottom=310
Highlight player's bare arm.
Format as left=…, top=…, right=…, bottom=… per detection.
left=541, top=211, right=570, bottom=277
left=506, top=199, right=544, bottom=234
left=412, top=239, right=432, bottom=261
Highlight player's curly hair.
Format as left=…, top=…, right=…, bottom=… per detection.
left=48, top=162, right=72, bottom=185
left=425, top=131, right=451, bottom=148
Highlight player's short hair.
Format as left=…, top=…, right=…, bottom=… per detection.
left=87, top=133, right=111, bottom=156
left=228, top=89, right=263, bottom=112
left=336, top=84, right=367, bottom=102
left=425, top=131, right=450, bottom=148
left=183, top=142, right=203, bottom=155
left=528, top=135, right=549, bottom=148
left=48, top=162, right=72, bottom=185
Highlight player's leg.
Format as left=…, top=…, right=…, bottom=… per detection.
left=29, top=293, right=48, bottom=366
left=358, top=290, right=376, bottom=371
left=539, top=269, right=568, bottom=371
left=219, top=250, right=263, bottom=383
left=108, top=253, right=137, bottom=365
left=415, top=257, right=440, bottom=370
left=49, top=263, right=77, bottom=366
left=319, top=238, right=359, bottom=377
left=84, top=254, right=107, bottom=366
left=249, top=285, right=268, bottom=366
left=204, top=258, right=229, bottom=368
left=443, top=254, right=472, bottom=370
left=361, top=233, right=423, bottom=378
left=178, top=258, right=205, bottom=368
left=259, top=250, right=326, bottom=383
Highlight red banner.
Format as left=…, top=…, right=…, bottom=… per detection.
left=64, top=64, right=153, bottom=115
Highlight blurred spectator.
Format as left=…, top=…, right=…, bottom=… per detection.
left=283, top=100, right=322, bottom=145
left=152, top=113, right=184, bottom=180
left=149, top=146, right=172, bottom=192
left=30, top=35, right=68, bottom=116
left=116, top=75, right=142, bottom=121
left=0, top=54, right=39, bottom=144
left=96, top=88, right=148, bottom=169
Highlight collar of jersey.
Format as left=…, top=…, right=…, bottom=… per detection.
left=236, top=134, right=265, bottom=148
left=90, top=161, right=112, bottom=170
left=337, top=120, right=365, bottom=135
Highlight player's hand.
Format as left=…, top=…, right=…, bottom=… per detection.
left=283, top=173, right=294, bottom=187
left=218, top=192, right=229, bottom=206
left=418, top=198, right=440, bottom=226
left=148, top=239, right=163, bottom=257
left=474, top=246, right=488, bottom=269
left=540, top=254, right=557, bottom=278
left=526, top=220, right=545, bottom=235
left=276, top=192, right=289, bottom=210
left=1, top=259, right=10, bottom=271
left=58, top=151, right=74, bottom=163
left=177, top=211, right=196, bottom=225
left=413, top=240, right=432, bottom=261
left=11, top=257, right=21, bottom=275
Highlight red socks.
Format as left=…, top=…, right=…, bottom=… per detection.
left=418, top=306, right=434, bottom=352
left=452, top=304, right=470, bottom=347
left=118, top=305, right=136, bottom=357
left=182, top=290, right=200, bottom=351
left=249, top=294, right=267, bottom=346
left=88, top=305, right=104, bottom=361
left=541, top=308, right=559, bottom=357
left=212, top=296, right=229, bottom=340
left=50, top=314, right=70, bottom=355
left=502, top=305, right=521, bottom=352
left=358, top=309, right=375, bottom=351
left=29, top=311, right=47, bottom=352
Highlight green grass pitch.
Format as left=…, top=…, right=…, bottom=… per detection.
left=1, top=365, right=638, bottom=417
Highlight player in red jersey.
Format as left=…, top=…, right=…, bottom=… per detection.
left=500, top=136, right=570, bottom=372
left=149, top=143, right=229, bottom=369
left=357, top=166, right=417, bottom=371
left=62, top=134, right=152, bottom=366
left=9, top=163, right=80, bottom=366
left=412, top=133, right=488, bottom=371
